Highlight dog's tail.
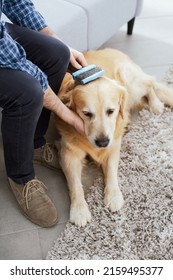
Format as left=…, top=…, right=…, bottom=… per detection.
left=155, top=82, right=173, bottom=108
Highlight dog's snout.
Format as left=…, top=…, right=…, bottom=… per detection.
left=95, top=136, right=110, bottom=148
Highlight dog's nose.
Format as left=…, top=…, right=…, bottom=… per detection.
left=95, top=136, right=110, bottom=148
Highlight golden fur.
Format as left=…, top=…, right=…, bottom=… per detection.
left=55, top=48, right=173, bottom=226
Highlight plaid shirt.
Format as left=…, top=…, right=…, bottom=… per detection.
left=0, top=0, right=48, bottom=91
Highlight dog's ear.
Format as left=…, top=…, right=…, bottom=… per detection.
left=118, top=86, right=127, bottom=120
left=59, top=74, right=76, bottom=109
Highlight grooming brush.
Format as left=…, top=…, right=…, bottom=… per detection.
left=72, top=64, right=105, bottom=84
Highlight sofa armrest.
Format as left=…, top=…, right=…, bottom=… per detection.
left=135, top=0, right=144, bottom=16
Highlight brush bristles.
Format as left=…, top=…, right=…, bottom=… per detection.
left=76, top=67, right=102, bottom=81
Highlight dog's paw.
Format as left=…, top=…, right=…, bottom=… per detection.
left=104, top=189, right=124, bottom=212
left=70, top=201, right=91, bottom=227
left=150, top=99, right=164, bottom=115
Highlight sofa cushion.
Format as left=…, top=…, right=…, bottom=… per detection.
left=65, top=0, right=139, bottom=49
left=32, top=0, right=88, bottom=51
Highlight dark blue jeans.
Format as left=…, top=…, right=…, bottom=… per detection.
left=0, top=23, right=70, bottom=184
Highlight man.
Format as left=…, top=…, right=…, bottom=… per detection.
left=0, top=0, right=87, bottom=227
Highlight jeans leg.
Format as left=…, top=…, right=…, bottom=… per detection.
left=33, top=39, right=70, bottom=148
left=5, top=23, right=70, bottom=148
left=0, top=68, right=44, bottom=184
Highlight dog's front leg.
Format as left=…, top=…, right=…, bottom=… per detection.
left=102, top=139, right=124, bottom=212
left=60, top=145, right=91, bottom=227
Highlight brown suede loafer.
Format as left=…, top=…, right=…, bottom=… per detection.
left=8, top=178, right=58, bottom=227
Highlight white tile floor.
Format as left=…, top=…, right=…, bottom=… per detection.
left=0, top=0, right=173, bottom=259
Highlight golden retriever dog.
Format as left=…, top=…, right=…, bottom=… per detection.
left=54, top=48, right=173, bottom=227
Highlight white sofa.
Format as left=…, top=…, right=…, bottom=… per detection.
left=32, top=0, right=143, bottom=51
left=0, top=0, right=143, bottom=128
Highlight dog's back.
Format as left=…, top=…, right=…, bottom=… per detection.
left=84, top=48, right=173, bottom=111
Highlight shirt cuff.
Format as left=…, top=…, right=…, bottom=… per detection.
left=20, top=11, right=47, bottom=31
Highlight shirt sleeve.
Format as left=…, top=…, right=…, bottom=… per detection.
left=0, top=21, right=48, bottom=91
left=2, top=0, right=47, bottom=31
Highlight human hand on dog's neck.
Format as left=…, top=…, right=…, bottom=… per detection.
left=44, top=86, right=85, bottom=135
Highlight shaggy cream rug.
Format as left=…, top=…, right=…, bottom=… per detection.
left=47, top=68, right=173, bottom=260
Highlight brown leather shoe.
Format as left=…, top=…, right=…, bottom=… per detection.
left=8, top=178, right=58, bottom=227
left=33, top=143, right=60, bottom=171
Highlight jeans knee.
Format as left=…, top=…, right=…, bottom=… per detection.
left=47, top=40, right=70, bottom=71
left=44, top=40, right=70, bottom=93
left=59, top=43, right=71, bottom=67
left=22, top=77, right=44, bottom=116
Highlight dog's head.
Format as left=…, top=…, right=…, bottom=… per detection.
left=59, top=74, right=127, bottom=148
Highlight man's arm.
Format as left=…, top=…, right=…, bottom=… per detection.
left=3, top=0, right=47, bottom=31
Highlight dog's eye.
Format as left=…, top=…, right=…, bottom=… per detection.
left=82, top=111, right=93, bottom=118
left=107, top=109, right=115, bottom=116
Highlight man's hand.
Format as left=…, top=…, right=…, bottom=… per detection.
left=69, top=47, right=88, bottom=70
left=43, top=86, right=85, bottom=135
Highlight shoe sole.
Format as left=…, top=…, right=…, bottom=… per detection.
left=33, top=159, right=61, bottom=172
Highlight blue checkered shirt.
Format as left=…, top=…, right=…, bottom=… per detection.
left=0, top=0, right=48, bottom=91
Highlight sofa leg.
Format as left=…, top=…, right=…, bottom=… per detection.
left=127, top=17, right=135, bottom=35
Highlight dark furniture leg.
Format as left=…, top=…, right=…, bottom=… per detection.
left=127, top=17, right=135, bottom=35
